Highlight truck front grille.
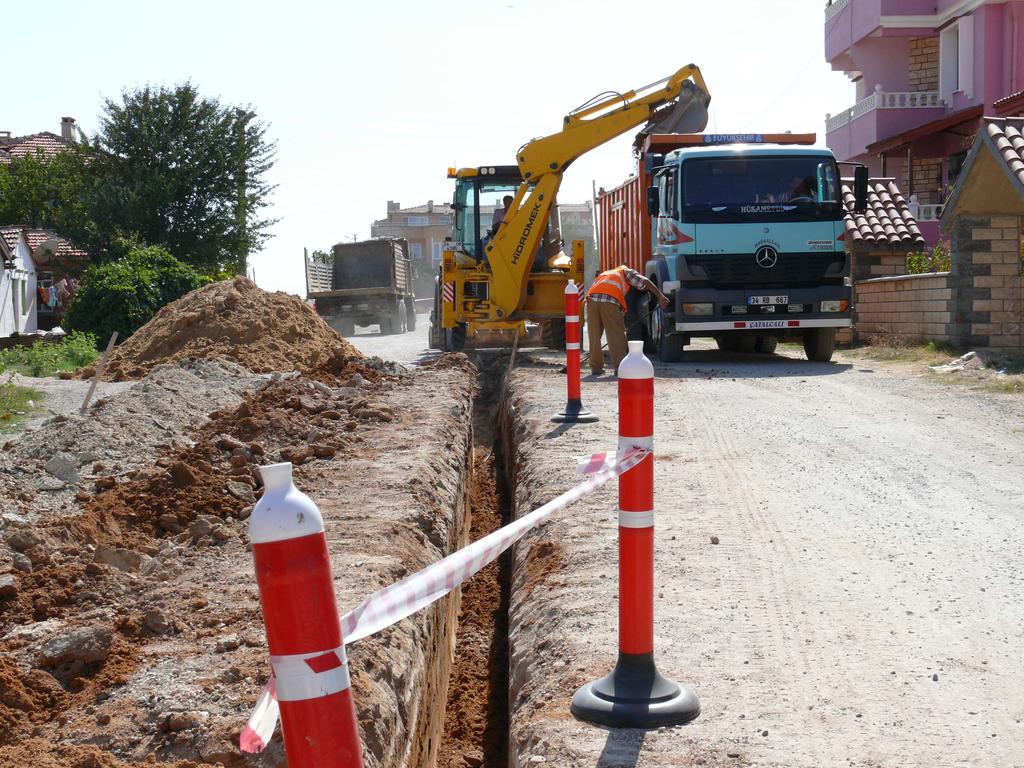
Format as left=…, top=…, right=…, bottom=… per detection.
left=687, top=252, right=843, bottom=287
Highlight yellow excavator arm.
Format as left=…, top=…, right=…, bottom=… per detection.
left=483, top=64, right=711, bottom=320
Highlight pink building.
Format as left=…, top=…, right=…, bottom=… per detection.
left=824, top=0, right=1024, bottom=243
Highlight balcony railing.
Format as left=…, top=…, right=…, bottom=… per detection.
left=826, top=87, right=945, bottom=133
left=824, top=0, right=851, bottom=21
left=908, top=196, right=944, bottom=222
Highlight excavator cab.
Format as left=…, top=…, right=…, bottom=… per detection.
left=450, top=167, right=564, bottom=271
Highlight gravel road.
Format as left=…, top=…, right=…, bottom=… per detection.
left=344, top=312, right=438, bottom=367
left=357, top=324, right=1024, bottom=766
left=503, top=342, right=1024, bottom=767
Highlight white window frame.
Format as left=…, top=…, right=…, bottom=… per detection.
left=431, top=241, right=442, bottom=266
left=957, top=15, right=973, bottom=99
left=939, top=16, right=973, bottom=102
left=939, top=23, right=959, bottom=102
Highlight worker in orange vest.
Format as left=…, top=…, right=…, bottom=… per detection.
left=586, top=265, right=669, bottom=376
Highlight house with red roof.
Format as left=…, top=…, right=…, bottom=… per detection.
left=824, top=0, right=1024, bottom=246
left=0, top=226, right=87, bottom=336
left=0, top=228, right=38, bottom=337
left=0, top=117, right=76, bottom=165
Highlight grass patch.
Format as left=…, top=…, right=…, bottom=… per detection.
left=0, top=379, right=41, bottom=433
left=985, top=378, right=1024, bottom=394
left=0, top=332, right=99, bottom=378
left=840, top=340, right=961, bottom=366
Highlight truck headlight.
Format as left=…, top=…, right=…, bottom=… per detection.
left=820, top=300, right=849, bottom=313
left=683, top=303, right=714, bottom=316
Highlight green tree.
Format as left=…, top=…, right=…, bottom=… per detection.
left=90, top=82, right=277, bottom=275
left=64, top=240, right=203, bottom=343
left=0, top=144, right=101, bottom=261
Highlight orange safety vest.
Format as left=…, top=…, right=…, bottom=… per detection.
left=587, top=266, right=630, bottom=310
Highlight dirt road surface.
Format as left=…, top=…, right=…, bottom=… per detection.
left=345, top=313, right=437, bottom=367
left=373, top=328, right=1024, bottom=767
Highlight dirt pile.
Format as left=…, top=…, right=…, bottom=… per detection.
left=0, top=358, right=406, bottom=764
left=96, top=277, right=361, bottom=381
left=0, top=360, right=264, bottom=527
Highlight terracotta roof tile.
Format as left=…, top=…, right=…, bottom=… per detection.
left=0, top=226, right=89, bottom=265
left=841, top=178, right=924, bottom=248
left=0, top=132, right=69, bottom=164
left=0, top=226, right=21, bottom=252
left=984, top=117, right=1024, bottom=188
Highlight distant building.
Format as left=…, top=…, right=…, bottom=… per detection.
left=824, top=0, right=1024, bottom=245
left=558, top=201, right=596, bottom=285
left=0, top=226, right=88, bottom=334
left=0, top=117, right=77, bottom=165
left=371, top=200, right=454, bottom=297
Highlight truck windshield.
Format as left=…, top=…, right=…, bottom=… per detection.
left=681, top=156, right=841, bottom=222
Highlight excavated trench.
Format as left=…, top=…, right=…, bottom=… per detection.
left=434, top=351, right=517, bottom=768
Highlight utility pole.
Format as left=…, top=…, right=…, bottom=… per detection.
left=235, top=109, right=257, bottom=275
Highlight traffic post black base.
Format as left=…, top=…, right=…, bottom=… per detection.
left=570, top=652, right=700, bottom=728
left=550, top=398, right=599, bottom=424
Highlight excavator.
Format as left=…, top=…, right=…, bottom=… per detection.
left=428, top=65, right=711, bottom=351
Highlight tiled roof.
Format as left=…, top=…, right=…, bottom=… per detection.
left=0, top=226, right=89, bottom=264
left=0, top=132, right=69, bottom=164
left=993, top=90, right=1024, bottom=118
left=841, top=178, right=925, bottom=248
left=0, top=226, right=21, bottom=252
left=984, top=117, right=1024, bottom=189
left=941, top=116, right=1024, bottom=229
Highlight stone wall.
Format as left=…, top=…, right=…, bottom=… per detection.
left=851, top=249, right=909, bottom=281
left=854, top=272, right=955, bottom=343
left=908, top=37, right=938, bottom=92
left=949, top=215, right=1024, bottom=349
left=899, top=157, right=943, bottom=203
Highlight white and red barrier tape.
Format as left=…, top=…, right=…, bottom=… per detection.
left=240, top=445, right=648, bottom=753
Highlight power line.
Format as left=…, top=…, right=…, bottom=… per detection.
left=739, top=41, right=826, bottom=131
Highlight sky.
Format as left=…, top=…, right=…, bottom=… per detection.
left=5, top=0, right=854, bottom=296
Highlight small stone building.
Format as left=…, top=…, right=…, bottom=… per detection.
left=940, top=117, right=1024, bottom=350
left=839, top=179, right=935, bottom=343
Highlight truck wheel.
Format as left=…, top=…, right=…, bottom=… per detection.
left=337, top=319, right=355, bottom=337
left=395, top=301, right=408, bottom=334
left=428, top=320, right=441, bottom=350
left=446, top=324, right=467, bottom=352
left=405, top=298, right=417, bottom=332
left=755, top=336, right=778, bottom=354
left=540, top=319, right=566, bottom=349
left=653, top=306, right=683, bottom=362
left=803, top=328, right=836, bottom=362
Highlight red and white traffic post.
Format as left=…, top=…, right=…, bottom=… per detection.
left=571, top=340, right=700, bottom=727
left=551, top=279, right=598, bottom=424
left=250, top=462, right=364, bottom=767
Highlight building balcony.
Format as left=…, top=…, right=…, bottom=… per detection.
left=826, top=86, right=946, bottom=161
left=825, top=0, right=938, bottom=62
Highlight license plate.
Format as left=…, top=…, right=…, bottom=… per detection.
left=748, top=295, right=788, bottom=305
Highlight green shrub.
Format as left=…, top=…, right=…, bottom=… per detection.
left=65, top=243, right=202, bottom=344
left=0, top=332, right=99, bottom=377
left=907, top=241, right=952, bottom=275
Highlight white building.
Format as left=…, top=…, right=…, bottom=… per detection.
left=0, top=228, right=37, bottom=337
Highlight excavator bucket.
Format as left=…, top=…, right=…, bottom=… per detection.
left=636, top=80, right=711, bottom=145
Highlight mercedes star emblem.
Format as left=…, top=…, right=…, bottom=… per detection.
left=755, top=246, right=778, bottom=269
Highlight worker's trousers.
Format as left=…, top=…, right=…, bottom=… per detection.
left=586, top=300, right=628, bottom=375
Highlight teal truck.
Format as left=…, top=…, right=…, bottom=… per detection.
left=596, top=133, right=867, bottom=362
